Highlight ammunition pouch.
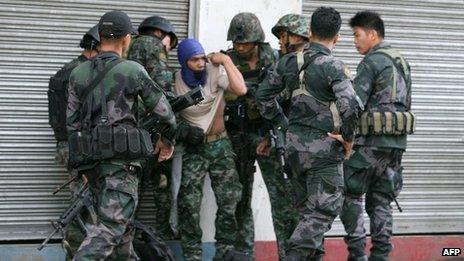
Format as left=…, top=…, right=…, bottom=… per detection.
left=357, top=111, right=416, bottom=136
left=68, top=124, right=154, bottom=169
left=47, top=76, right=68, bottom=141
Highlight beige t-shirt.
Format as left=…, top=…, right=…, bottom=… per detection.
left=174, top=64, right=229, bottom=133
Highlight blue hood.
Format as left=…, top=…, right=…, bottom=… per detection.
left=177, top=38, right=207, bottom=88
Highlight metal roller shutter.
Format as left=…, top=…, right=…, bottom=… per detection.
left=302, top=1, right=464, bottom=235
left=0, top=0, right=189, bottom=240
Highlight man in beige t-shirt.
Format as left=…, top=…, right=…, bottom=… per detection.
left=173, top=38, right=249, bottom=261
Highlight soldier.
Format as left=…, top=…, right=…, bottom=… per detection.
left=224, top=12, right=278, bottom=258
left=127, top=15, right=178, bottom=95
left=126, top=14, right=179, bottom=242
left=173, top=38, right=247, bottom=261
left=339, top=11, right=413, bottom=261
left=67, top=11, right=176, bottom=260
left=47, top=24, right=99, bottom=259
left=256, top=7, right=361, bottom=260
left=272, top=14, right=310, bottom=55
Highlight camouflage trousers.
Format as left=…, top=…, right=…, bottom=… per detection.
left=286, top=151, right=344, bottom=260
left=178, top=137, right=242, bottom=261
left=340, top=146, right=404, bottom=261
left=229, top=131, right=297, bottom=258
left=73, top=162, right=140, bottom=261
left=54, top=141, right=86, bottom=259
left=145, top=159, right=176, bottom=241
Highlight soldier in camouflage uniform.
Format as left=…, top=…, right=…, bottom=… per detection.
left=47, top=24, right=99, bottom=259
left=173, top=38, right=247, bottom=261
left=340, top=11, right=413, bottom=261
left=127, top=15, right=179, bottom=242
left=67, top=11, right=176, bottom=260
left=256, top=7, right=361, bottom=260
left=272, top=14, right=311, bottom=55
left=224, top=12, right=278, bottom=257
left=127, top=15, right=178, bottom=96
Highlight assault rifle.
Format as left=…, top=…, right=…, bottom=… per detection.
left=269, top=126, right=289, bottom=180
left=38, top=178, right=97, bottom=251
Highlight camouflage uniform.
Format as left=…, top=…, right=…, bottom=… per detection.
left=256, top=42, right=360, bottom=259
left=67, top=50, right=176, bottom=260
left=226, top=42, right=298, bottom=258
left=226, top=13, right=277, bottom=256
left=340, top=42, right=411, bottom=261
left=178, top=137, right=242, bottom=261
left=127, top=33, right=177, bottom=242
left=127, top=35, right=174, bottom=96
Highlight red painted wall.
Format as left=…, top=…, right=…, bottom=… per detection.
left=256, top=235, right=464, bottom=261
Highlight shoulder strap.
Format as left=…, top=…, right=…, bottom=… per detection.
left=292, top=51, right=325, bottom=99
left=79, top=59, right=124, bottom=103
left=372, top=49, right=411, bottom=102
left=293, top=51, right=341, bottom=132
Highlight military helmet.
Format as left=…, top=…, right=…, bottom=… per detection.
left=227, top=12, right=265, bottom=43
left=79, top=24, right=100, bottom=50
left=138, top=15, right=178, bottom=49
left=272, top=13, right=298, bottom=38
left=275, top=14, right=309, bottom=39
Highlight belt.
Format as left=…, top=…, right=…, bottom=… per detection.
left=204, top=131, right=228, bottom=143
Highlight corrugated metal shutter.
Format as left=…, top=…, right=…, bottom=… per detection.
left=303, top=1, right=464, bottom=235
left=0, top=0, right=189, bottom=240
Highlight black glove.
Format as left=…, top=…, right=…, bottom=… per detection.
left=176, top=122, right=205, bottom=145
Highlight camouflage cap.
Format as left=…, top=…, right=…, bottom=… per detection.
left=227, top=12, right=265, bottom=43
left=281, top=14, right=309, bottom=39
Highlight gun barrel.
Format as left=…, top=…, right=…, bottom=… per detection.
left=53, top=175, right=78, bottom=195
left=37, top=228, right=58, bottom=251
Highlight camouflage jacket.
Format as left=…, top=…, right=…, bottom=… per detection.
left=127, top=35, right=174, bottom=97
left=225, top=43, right=278, bottom=126
left=354, top=42, right=411, bottom=149
left=256, top=42, right=360, bottom=157
left=67, top=52, right=176, bottom=145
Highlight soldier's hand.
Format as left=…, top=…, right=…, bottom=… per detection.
left=155, top=138, right=174, bottom=162
left=256, top=137, right=271, bottom=156
left=207, top=52, right=230, bottom=66
left=327, top=132, right=354, bottom=160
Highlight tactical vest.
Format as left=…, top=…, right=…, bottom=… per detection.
left=357, top=48, right=416, bottom=136
left=48, top=56, right=87, bottom=141
left=224, top=44, right=278, bottom=130
left=292, top=51, right=342, bottom=133
left=68, top=59, right=154, bottom=169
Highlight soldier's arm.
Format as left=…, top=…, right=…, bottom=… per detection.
left=137, top=70, right=177, bottom=146
left=256, top=60, right=288, bottom=128
left=353, top=58, right=376, bottom=108
left=128, top=40, right=175, bottom=98
left=66, top=73, right=82, bottom=133
left=146, top=43, right=175, bottom=95
left=328, top=60, right=361, bottom=142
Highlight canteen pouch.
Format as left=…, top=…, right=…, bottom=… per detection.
left=139, top=128, right=154, bottom=157
left=68, top=130, right=93, bottom=169
left=113, top=125, right=128, bottom=157
left=92, top=124, right=114, bottom=160
left=127, top=127, right=142, bottom=158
